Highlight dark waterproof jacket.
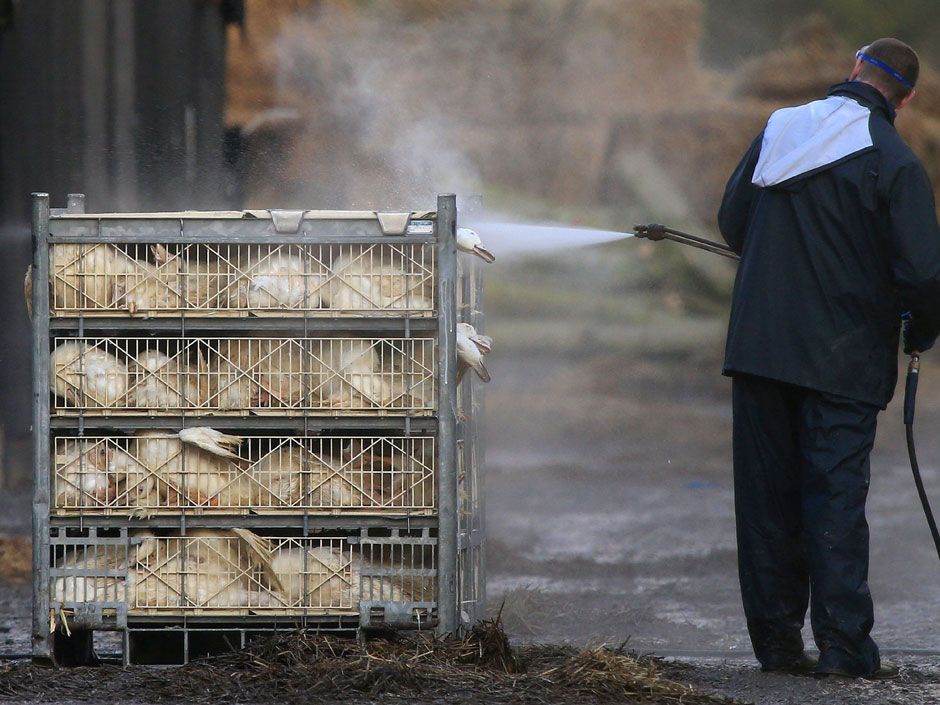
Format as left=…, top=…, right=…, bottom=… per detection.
left=718, top=81, right=940, bottom=408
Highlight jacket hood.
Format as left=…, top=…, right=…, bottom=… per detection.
left=751, top=82, right=883, bottom=189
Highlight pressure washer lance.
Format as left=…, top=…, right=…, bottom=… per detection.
left=634, top=223, right=940, bottom=561
left=633, top=223, right=740, bottom=261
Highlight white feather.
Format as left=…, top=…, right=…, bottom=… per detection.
left=457, top=328, right=491, bottom=383
left=320, top=340, right=392, bottom=409
left=325, top=251, right=432, bottom=311
left=231, top=251, right=318, bottom=310
left=178, top=427, right=243, bottom=459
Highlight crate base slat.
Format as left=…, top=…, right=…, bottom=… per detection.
left=50, top=314, right=438, bottom=325
left=52, top=510, right=439, bottom=516
left=50, top=416, right=439, bottom=431
left=49, top=515, right=439, bottom=529
left=52, top=410, right=437, bottom=418
left=125, top=608, right=361, bottom=617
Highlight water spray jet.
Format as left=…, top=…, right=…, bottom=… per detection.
left=469, top=221, right=632, bottom=257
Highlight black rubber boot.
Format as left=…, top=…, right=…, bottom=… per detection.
left=816, top=660, right=900, bottom=681
left=761, top=652, right=819, bottom=675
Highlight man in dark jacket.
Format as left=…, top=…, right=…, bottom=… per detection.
left=718, top=38, right=940, bottom=680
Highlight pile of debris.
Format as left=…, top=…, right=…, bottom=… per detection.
left=0, top=619, right=733, bottom=704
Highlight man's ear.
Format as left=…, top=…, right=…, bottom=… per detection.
left=849, top=59, right=864, bottom=81
left=897, top=88, right=916, bottom=111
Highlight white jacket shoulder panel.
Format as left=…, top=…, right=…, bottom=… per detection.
left=751, top=96, right=873, bottom=187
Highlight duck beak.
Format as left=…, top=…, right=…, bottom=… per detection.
left=473, top=245, right=496, bottom=263
left=472, top=338, right=492, bottom=355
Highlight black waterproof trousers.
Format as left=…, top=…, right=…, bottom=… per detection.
left=732, top=374, right=881, bottom=675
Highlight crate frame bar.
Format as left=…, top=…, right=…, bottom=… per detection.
left=49, top=416, right=438, bottom=431
left=32, top=192, right=53, bottom=662
left=434, top=194, right=458, bottom=637
left=49, top=318, right=439, bottom=332
left=49, top=515, right=439, bottom=530
left=48, top=220, right=436, bottom=246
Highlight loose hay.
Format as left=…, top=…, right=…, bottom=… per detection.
left=0, top=620, right=734, bottom=704
left=549, top=645, right=691, bottom=700
left=0, top=536, right=30, bottom=583
left=489, top=586, right=549, bottom=638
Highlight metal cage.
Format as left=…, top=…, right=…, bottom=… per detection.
left=52, top=435, right=436, bottom=515
left=50, top=336, right=436, bottom=415
left=31, top=193, right=480, bottom=666
left=49, top=242, right=436, bottom=316
left=49, top=527, right=436, bottom=621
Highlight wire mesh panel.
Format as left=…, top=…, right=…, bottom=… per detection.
left=129, top=533, right=359, bottom=614
left=456, top=421, right=484, bottom=626
left=48, top=531, right=436, bottom=617
left=51, top=435, right=436, bottom=515
left=50, top=528, right=131, bottom=630
left=358, top=529, right=438, bottom=628
left=48, top=243, right=435, bottom=316
left=359, top=531, right=437, bottom=605
left=50, top=337, right=436, bottom=414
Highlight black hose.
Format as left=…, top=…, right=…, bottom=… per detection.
left=904, top=354, right=940, bottom=562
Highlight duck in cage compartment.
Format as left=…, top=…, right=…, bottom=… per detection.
left=51, top=529, right=427, bottom=613
left=29, top=222, right=495, bottom=315
left=56, top=428, right=433, bottom=512
left=49, top=336, right=454, bottom=412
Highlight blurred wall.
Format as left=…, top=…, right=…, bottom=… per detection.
left=225, top=0, right=707, bottom=211
left=0, top=0, right=234, bottom=487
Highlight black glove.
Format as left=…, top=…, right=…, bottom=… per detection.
left=903, top=315, right=936, bottom=355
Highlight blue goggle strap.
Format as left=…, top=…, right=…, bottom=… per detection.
left=856, top=50, right=914, bottom=90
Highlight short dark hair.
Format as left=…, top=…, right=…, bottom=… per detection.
left=857, top=38, right=919, bottom=104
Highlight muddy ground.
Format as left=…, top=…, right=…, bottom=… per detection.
left=5, top=267, right=940, bottom=703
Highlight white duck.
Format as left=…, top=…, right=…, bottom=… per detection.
left=456, top=323, right=491, bottom=383
left=50, top=342, right=128, bottom=408
left=456, top=322, right=493, bottom=355
left=54, top=441, right=115, bottom=509
left=456, top=228, right=495, bottom=263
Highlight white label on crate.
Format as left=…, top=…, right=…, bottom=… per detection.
left=406, top=220, right=434, bottom=235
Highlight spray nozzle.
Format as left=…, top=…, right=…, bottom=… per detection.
left=633, top=223, right=667, bottom=241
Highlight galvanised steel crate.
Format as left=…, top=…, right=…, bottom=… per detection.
left=31, top=193, right=481, bottom=666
